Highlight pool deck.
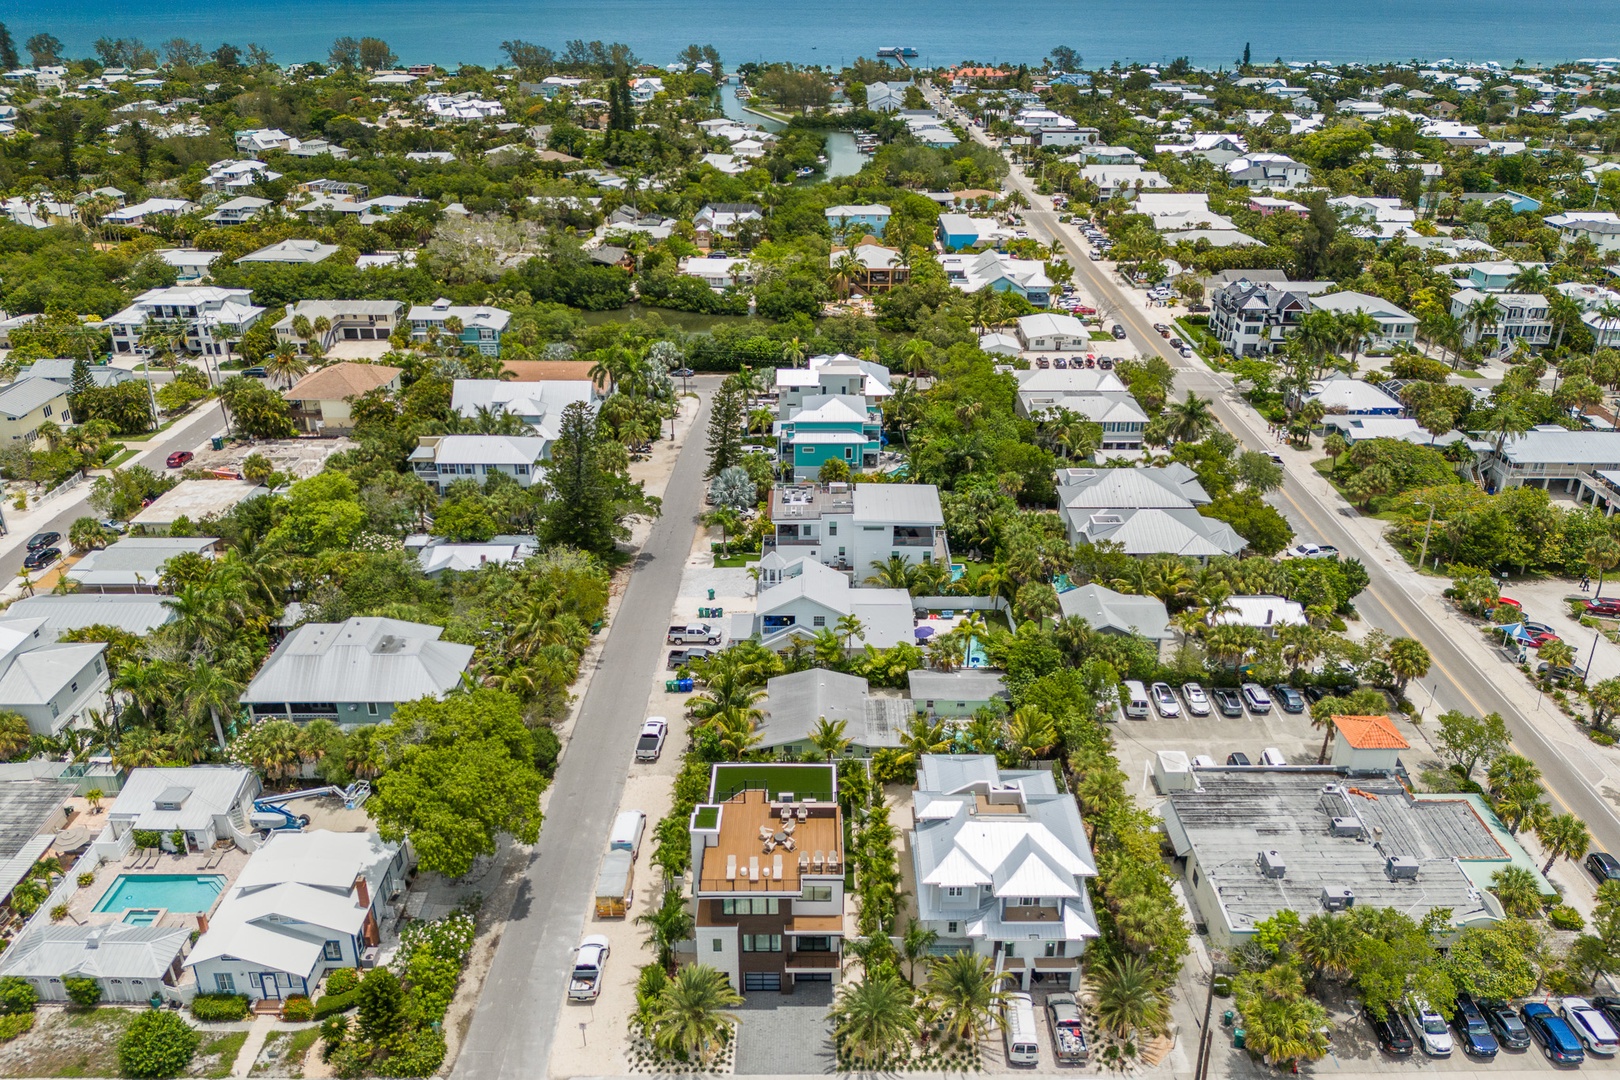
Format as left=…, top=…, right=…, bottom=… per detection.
left=69, top=846, right=250, bottom=931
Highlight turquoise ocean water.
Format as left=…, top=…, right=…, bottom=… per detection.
left=5, top=0, right=1620, bottom=70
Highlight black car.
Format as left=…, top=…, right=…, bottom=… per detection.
left=21, top=547, right=59, bottom=571
left=1368, top=1009, right=1414, bottom=1056
left=1479, top=999, right=1532, bottom=1050
left=1588, top=851, right=1620, bottom=884
left=1452, top=994, right=1500, bottom=1058
left=1211, top=687, right=1244, bottom=717
left=242, top=366, right=268, bottom=378
left=1272, top=685, right=1306, bottom=714
left=666, top=647, right=711, bottom=671
left=1110, top=325, right=1127, bottom=339
left=1225, top=752, right=1251, bottom=766
left=1594, top=997, right=1620, bottom=1034
left=25, top=531, right=60, bottom=551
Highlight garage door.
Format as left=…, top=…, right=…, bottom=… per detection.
left=743, top=973, right=781, bottom=992
left=795, top=973, right=832, bottom=982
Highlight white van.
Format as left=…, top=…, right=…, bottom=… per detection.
left=1122, top=680, right=1150, bottom=720
left=1259, top=747, right=1288, bottom=767
left=609, top=810, right=646, bottom=857
left=1003, top=992, right=1040, bottom=1066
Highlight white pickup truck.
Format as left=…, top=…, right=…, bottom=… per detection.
left=667, top=623, right=721, bottom=645
left=1284, top=542, right=1339, bottom=559
left=568, top=935, right=610, bottom=1001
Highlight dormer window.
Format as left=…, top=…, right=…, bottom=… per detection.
left=945, top=886, right=965, bottom=898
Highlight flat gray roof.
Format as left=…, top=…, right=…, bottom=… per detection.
left=0, top=782, right=71, bottom=859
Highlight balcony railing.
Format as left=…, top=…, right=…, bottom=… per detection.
left=785, top=952, right=841, bottom=969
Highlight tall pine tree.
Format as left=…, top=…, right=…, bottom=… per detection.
left=704, top=378, right=745, bottom=478
left=542, top=401, right=616, bottom=553
left=0, top=24, right=18, bottom=71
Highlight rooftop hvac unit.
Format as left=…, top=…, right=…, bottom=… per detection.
left=1320, top=886, right=1355, bottom=911
left=1258, top=850, right=1287, bottom=879
left=359, top=947, right=379, bottom=969
left=1330, top=816, right=1364, bottom=838
left=1385, top=855, right=1420, bottom=880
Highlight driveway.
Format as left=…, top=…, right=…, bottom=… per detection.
left=732, top=983, right=836, bottom=1075
left=452, top=386, right=715, bottom=1080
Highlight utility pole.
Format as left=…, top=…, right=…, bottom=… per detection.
left=1417, top=500, right=1436, bottom=570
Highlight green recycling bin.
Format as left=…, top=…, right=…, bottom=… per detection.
left=211, top=436, right=225, bottom=451
left=1232, top=1028, right=1245, bottom=1049
left=1222, top=1010, right=1234, bottom=1028
left=707, top=588, right=716, bottom=600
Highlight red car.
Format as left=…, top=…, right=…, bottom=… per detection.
left=1529, top=631, right=1561, bottom=647
left=166, top=451, right=194, bottom=468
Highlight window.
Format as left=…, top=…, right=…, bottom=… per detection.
left=1191, top=868, right=1200, bottom=888
left=812, top=616, right=826, bottom=627
left=721, top=898, right=779, bottom=916
left=248, top=973, right=262, bottom=988
left=1020, top=897, right=1038, bottom=907
left=827, top=522, right=836, bottom=536
left=713, top=938, right=723, bottom=952
left=70, top=681, right=77, bottom=693
left=1044, top=941, right=1061, bottom=957
left=323, top=941, right=343, bottom=961
left=741, top=935, right=782, bottom=953
left=42, top=405, right=51, bottom=418
left=802, top=885, right=832, bottom=903
left=947, top=922, right=958, bottom=935
left=214, top=974, right=236, bottom=992
left=367, top=703, right=378, bottom=716
left=945, top=887, right=965, bottom=898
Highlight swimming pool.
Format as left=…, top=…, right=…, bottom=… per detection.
left=966, top=635, right=988, bottom=669
left=94, top=875, right=227, bottom=914
left=121, top=909, right=161, bottom=926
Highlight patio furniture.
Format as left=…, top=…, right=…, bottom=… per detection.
left=783, top=837, right=796, bottom=853
left=781, top=804, right=793, bottom=822
left=796, top=805, right=808, bottom=821
left=798, top=852, right=810, bottom=871
left=763, top=838, right=776, bottom=854
left=748, top=856, right=760, bottom=882
left=725, top=855, right=737, bottom=880
left=772, top=854, right=784, bottom=880
left=758, top=825, right=773, bottom=841
left=782, top=819, right=796, bottom=836
left=773, top=830, right=788, bottom=844
left=827, top=852, right=841, bottom=872
left=812, top=851, right=825, bottom=872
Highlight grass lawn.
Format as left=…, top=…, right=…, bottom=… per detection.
left=0, top=1007, right=136, bottom=1078
left=197, top=1030, right=250, bottom=1079
left=250, top=1028, right=320, bottom=1078
left=711, top=762, right=835, bottom=801
left=1088, top=330, right=1114, bottom=340
left=713, top=552, right=761, bottom=568
left=105, top=448, right=139, bottom=468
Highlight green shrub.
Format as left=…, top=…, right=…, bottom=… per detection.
left=378, top=1027, right=447, bottom=1078
left=131, top=830, right=162, bottom=850
left=282, top=995, right=313, bottom=1022
left=62, top=976, right=101, bottom=1007
left=75, top=872, right=94, bottom=888
left=1592, top=730, right=1616, bottom=747
left=0, top=1012, right=33, bottom=1041
left=9, top=880, right=45, bottom=917
left=324, top=968, right=359, bottom=995
left=1550, top=904, right=1586, bottom=931
left=48, top=904, right=66, bottom=922
left=190, top=993, right=249, bottom=1022
left=119, top=1010, right=200, bottom=1078
left=0, top=977, right=36, bottom=1015
left=312, top=989, right=360, bottom=1020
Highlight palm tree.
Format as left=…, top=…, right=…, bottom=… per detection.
left=1465, top=294, right=1503, bottom=350
left=636, top=886, right=695, bottom=973
left=808, top=717, right=852, bottom=760
left=834, top=614, right=866, bottom=652
left=1234, top=963, right=1330, bottom=1069
left=1494, top=779, right=1548, bottom=837
left=1165, top=391, right=1216, bottom=443
left=1535, top=812, right=1591, bottom=875
left=1588, top=535, right=1620, bottom=600
left=899, top=919, right=937, bottom=984
left=924, top=951, right=1011, bottom=1045
left=897, top=716, right=949, bottom=767
left=831, top=972, right=918, bottom=1067
left=649, top=964, right=742, bottom=1067
left=1090, top=954, right=1170, bottom=1040
left=1296, top=912, right=1356, bottom=986
left=1489, top=864, right=1543, bottom=918
left=265, top=342, right=309, bottom=389
left=0, top=711, right=29, bottom=761
left=1486, top=751, right=1541, bottom=796
left=866, top=554, right=918, bottom=592
left=713, top=713, right=762, bottom=759
left=1005, top=706, right=1057, bottom=760
left=179, top=665, right=243, bottom=750
left=1385, top=637, right=1430, bottom=693
left=1337, top=309, right=1380, bottom=367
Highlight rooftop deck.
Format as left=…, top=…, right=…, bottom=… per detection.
left=697, top=789, right=843, bottom=894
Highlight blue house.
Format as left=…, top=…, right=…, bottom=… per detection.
left=825, top=204, right=891, bottom=238
left=778, top=395, right=884, bottom=479
left=406, top=298, right=512, bottom=356
left=938, top=213, right=997, bottom=251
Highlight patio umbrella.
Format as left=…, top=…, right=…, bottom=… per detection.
left=1497, top=623, right=1534, bottom=643
left=914, top=626, right=936, bottom=640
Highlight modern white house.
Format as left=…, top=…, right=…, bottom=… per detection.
left=1014, top=313, right=1088, bottom=352
left=1225, top=153, right=1311, bottom=190
left=1054, top=465, right=1242, bottom=558
left=1208, top=280, right=1312, bottom=357
left=749, top=557, right=914, bottom=650
left=911, top=755, right=1098, bottom=991
left=939, top=250, right=1054, bottom=307
left=1545, top=211, right=1620, bottom=254
left=239, top=618, right=476, bottom=728
left=272, top=300, right=402, bottom=351
left=99, top=766, right=261, bottom=855
left=0, top=620, right=109, bottom=737
left=1307, top=291, right=1418, bottom=349
left=1448, top=288, right=1552, bottom=349
left=404, top=535, right=539, bottom=576
left=766, top=483, right=948, bottom=573
left=449, top=379, right=598, bottom=438
left=409, top=434, right=551, bottom=491
left=66, top=537, right=219, bottom=594
left=1014, top=370, right=1148, bottom=450
left=754, top=669, right=909, bottom=756
left=106, top=287, right=265, bottom=357
left=774, top=354, right=892, bottom=413
left=187, top=830, right=409, bottom=1001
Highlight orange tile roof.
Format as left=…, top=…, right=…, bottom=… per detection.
left=284, top=362, right=401, bottom=401
left=1332, top=714, right=1409, bottom=750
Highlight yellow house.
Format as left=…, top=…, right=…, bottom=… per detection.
left=283, top=363, right=402, bottom=435
left=0, top=378, right=72, bottom=443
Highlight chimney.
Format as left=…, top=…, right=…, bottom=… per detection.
left=85, top=927, right=104, bottom=950
left=196, top=913, right=209, bottom=934
left=353, top=875, right=370, bottom=909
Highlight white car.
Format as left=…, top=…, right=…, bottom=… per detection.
left=1149, top=682, right=1180, bottom=718
left=635, top=717, right=668, bottom=762
left=1562, top=997, right=1619, bottom=1055
left=1181, top=682, right=1211, bottom=717
left=1406, top=997, right=1453, bottom=1057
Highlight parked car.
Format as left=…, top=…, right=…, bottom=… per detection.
left=1522, top=1002, right=1585, bottom=1064
left=635, top=717, right=668, bottom=762
left=666, top=647, right=711, bottom=670
left=1045, top=992, right=1089, bottom=1064
left=1150, top=682, right=1180, bottom=718
left=1406, top=997, right=1453, bottom=1057
left=1480, top=999, right=1532, bottom=1049
left=1240, top=683, right=1272, bottom=713
left=1225, top=752, right=1251, bottom=766
left=1593, top=997, right=1620, bottom=1035
left=1271, top=685, right=1306, bottom=714
left=1181, top=682, right=1211, bottom=717
left=667, top=623, right=722, bottom=645
left=1524, top=620, right=1558, bottom=637
left=1589, top=851, right=1620, bottom=884
left=1212, top=687, right=1244, bottom=717
left=1110, top=325, right=1127, bottom=339
left=241, top=366, right=268, bottom=378
left=21, top=547, right=59, bottom=571
left=166, top=450, right=194, bottom=468
left=1585, top=598, right=1620, bottom=617
left=1284, top=542, right=1339, bottom=559
left=1259, top=747, right=1288, bottom=766
left=1561, top=997, right=1619, bottom=1055
left=99, top=519, right=127, bottom=534
left=24, top=531, right=59, bottom=551
left=1368, top=1009, right=1414, bottom=1056
left=1451, top=994, right=1500, bottom=1058
left=567, top=936, right=610, bottom=1001
left=1536, top=660, right=1587, bottom=683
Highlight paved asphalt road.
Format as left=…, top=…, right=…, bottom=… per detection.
left=1, top=399, right=224, bottom=585
left=974, top=134, right=1620, bottom=855
left=453, top=385, right=714, bottom=1080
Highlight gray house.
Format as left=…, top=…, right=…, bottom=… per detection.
left=1057, top=584, right=1173, bottom=642
left=239, top=617, right=475, bottom=728
left=0, top=924, right=192, bottom=1004
left=907, top=670, right=1009, bottom=719
left=756, top=669, right=910, bottom=757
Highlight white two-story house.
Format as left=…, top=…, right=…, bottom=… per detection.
left=766, top=482, right=948, bottom=573
left=409, top=434, right=551, bottom=493
left=107, top=287, right=265, bottom=357
left=911, top=756, right=1098, bottom=990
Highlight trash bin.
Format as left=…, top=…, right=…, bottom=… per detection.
left=1232, top=1028, right=1245, bottom=1049
left=665, top=680, right=681, bottom=692
left=210, top=436, right=225, bottom=451
left=707, top=588, right=716, bottom=600
left=1222, top=1010, right=1234, bottom=1028
left=676, top=678, right=694, bottom=692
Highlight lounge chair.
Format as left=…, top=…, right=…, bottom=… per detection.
left=827, top=852, right=841, bottom=872
left=763, top=838, right=776, bottom=855
left=725, top=855, right=737, bottom=881
left=780, top=805, right=793, bottom=822
left=798, top=852, right=810, bottom=872
left=772, top=854, right=783, bottom=880
left=783, top=837, right=796, bottom=853
left=812, top=851, right=824, bottom=872
left=748, top=856, right=760, bottom=882
left=782, top=819, right=796, bottom=836
left=758, top=824, right=773, bottom=841
left=796, top=805, right=808, bottom=822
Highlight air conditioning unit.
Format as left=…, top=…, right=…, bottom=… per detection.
left=1385, top=855, right=1420, bottom=881
left=1330, top=816, right=1364, bottom=839
left=359, top=947, right=379, bottom=969
left=1320, top=886, right=1355, bottom=911
left=1258, top=850, right=1287, bottom=879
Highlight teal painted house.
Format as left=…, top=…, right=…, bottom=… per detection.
left=824, top=204, right=892, bottom=238
left=779, top=395, right=883, bottom=480
left=406, top=298, right=512, bottom=356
